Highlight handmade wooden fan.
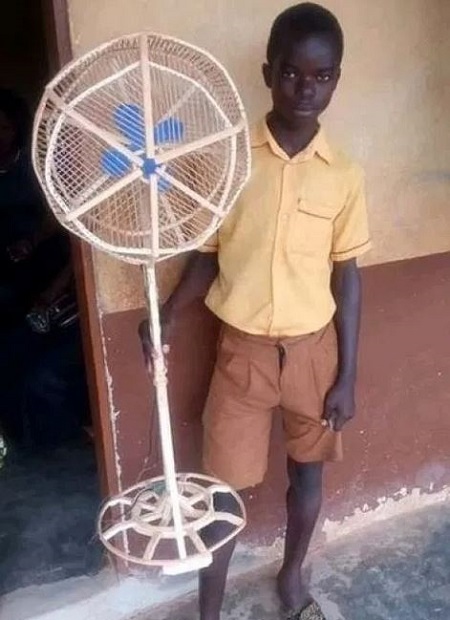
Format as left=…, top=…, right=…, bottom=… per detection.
left=32, top=32, right=250, bottom=575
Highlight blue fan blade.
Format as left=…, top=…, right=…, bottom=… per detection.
left=157, top=177, right=172, bottom=193
left=114, top=103, right=145, bottom=149
left=154, top=118, right=184, bottom=145
left=101, top=149, right=132, bottom=178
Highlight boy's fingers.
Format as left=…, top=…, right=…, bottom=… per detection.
left=138, top=320, right=171, bottom=381
left=322, top=410, right=336, bottom=432
left=138, top=321, right=154, bottom=377
left=322, top=396, right=334, bottom=421
left=161, top=313, right=174, bottom=343
left=145, top=361, right=153, bottom=376
left=138, top=320, right=151, bottom=346
left=139, top=318, right=172, bottom=344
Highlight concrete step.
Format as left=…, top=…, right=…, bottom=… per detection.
left=145, top=500, right=450, bottom=620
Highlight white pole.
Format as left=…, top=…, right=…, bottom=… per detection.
left=140, top=33, right=186, bottom=561
left=144, top=264, right=187, bottom=560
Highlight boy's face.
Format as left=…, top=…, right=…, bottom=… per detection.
left=263, top=34, right=341, bottom=129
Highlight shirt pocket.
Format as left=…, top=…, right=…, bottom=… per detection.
left=287, top=197, right=337, bottom=257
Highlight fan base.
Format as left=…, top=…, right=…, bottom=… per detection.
left=98, top=473, right=246, bottom=575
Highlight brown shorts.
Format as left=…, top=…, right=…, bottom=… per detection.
left=203, top=322, right=342, bottom=490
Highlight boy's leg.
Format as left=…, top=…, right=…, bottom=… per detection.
left=199, top=540, right=236, bottom=620
left=200, top=326, right=280, bottom=619
left=277, top=458, right=323, bottom=612
left=198, top=492, right=243, bottom=620
left=278, top=324, right=341, bottom=612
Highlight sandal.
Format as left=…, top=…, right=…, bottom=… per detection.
left=286, top=600, right=326, bottom=620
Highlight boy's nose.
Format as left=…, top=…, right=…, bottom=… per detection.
left=296, top=77, right=315, bottom=98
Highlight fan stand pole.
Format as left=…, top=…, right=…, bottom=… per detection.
left=138, top=31, right=187, bottom=563
left=143, top=263, right=187, bottom=561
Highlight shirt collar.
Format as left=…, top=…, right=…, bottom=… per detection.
left=250, top=117, right=334, bottom=165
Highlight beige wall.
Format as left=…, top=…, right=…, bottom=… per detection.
left=67, top=0, right=450, bottom=313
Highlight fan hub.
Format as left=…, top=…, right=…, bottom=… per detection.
left=142, top=156, right=158, bottom=178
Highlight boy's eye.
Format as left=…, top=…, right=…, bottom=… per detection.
left=281, top=69, right=296, bottom=79
left=317, top=73, right=332, bottom=83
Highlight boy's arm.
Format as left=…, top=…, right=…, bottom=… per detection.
left=323, top=258, right=361, bottom=431
left=139, top=250, right=218, bottom=368
left=162, top=250, right=219, bottom=322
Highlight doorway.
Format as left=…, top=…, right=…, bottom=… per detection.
left=0, top=0, right=103, bottom=595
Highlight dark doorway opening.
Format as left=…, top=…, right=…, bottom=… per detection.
left=0, top=0, right=102, bottom=595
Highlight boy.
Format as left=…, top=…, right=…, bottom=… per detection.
left=141, top=3, right=371, bottom=619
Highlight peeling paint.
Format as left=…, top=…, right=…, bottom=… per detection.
left=234, top=486, right=450, bottom=565
left=322, top=485, right=450, bottom=542
left=97, top=308, right=132, bottom=558
left=99, top=316, right=124, bottom=493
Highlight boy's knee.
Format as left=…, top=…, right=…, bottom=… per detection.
left=200, top=491, right=244, bottom=548
left=287, top=459, right=323, bottom=496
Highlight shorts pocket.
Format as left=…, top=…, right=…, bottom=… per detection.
left=216, top=347, right=251, bottom=395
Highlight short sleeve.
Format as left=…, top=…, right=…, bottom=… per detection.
left=331, top=166, right=372, bottom=262
left=198, top=231, right=218, bottom=253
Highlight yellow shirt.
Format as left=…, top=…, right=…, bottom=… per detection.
left=201, top=118, right=372, bottom=337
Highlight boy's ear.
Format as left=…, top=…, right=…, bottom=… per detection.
left=262, top=63, right=272, bottom=89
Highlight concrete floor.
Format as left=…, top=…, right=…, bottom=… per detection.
left=0, top=441, right=103, bottom=595
left=147, top=500, right=450, bottom=620
left=2, top=498, right=449, bottom=620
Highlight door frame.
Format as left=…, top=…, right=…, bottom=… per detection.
left=41, top=0, right=118, bottom=497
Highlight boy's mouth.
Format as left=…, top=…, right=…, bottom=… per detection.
left=294, top=99, right=315, bottom=109
left=292, top=104, right=317, bottom=116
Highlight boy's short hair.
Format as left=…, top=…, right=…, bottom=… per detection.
left=267, top=3, right=344, bottom=65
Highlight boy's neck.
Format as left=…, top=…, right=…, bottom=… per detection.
left=267, top=111, right=319, bottom=159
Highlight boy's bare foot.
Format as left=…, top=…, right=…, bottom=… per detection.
left=277, top=565, right=313, bottom=613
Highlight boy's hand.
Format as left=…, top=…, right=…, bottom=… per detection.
left=138, top=307, right=173, bottom=375
left=323, top=377, right=355, bottom=432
